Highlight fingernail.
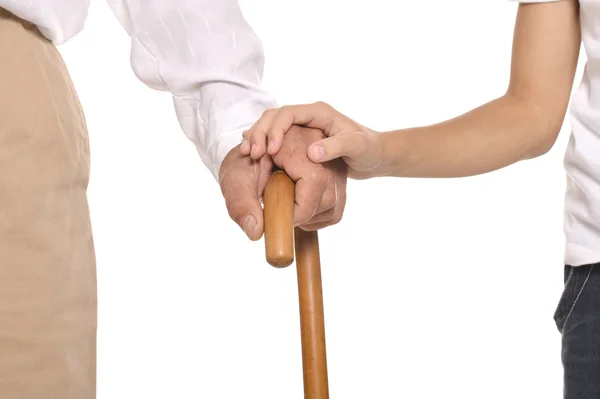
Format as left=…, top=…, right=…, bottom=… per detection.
left=267, top=140, right=276, bottom=152
left=310, top=145, right=325, bottom=161
left=242, top=215, right=256, bottom=237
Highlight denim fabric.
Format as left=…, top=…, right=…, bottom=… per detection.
left=555, top=263, right=600, bottom=399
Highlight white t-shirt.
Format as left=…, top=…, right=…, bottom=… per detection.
left=518, top=0, right=600, bottom=266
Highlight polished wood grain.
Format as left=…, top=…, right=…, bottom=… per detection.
left=295, top=227, right=329, bottom=399
left=264, top=170, right=295, bottom=267
left=263, top=169, right=329, bottom=398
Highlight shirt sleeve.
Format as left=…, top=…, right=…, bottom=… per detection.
left=0, top=0, right=89, bottom=44
left=106, top=0, right=277, bottom=181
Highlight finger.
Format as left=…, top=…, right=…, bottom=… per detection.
left=292, top=159, right=345, bottom=227
left=272, top=126, right=334, bottom=226
left=265, top=106, right=296, bottom=155
left=300, top=207, right=335, bottom=228
left=239, top=139, right=251, bottom=155
left=261, top=104, right=332, bottom=157
left=221, top=168, right=265, bottom=241
left=249, top=131, right=268, bottom=159
left=248, top=109, right=278, bottom=159
left=264, top=102, right=341, bottom=141
left=308, top=164, right=338, bottom=218
left=299, top=219, right=335, bottom=232
left=300, top=161, right=347, bottom=230
left=292, top=170, right=328, bottom=226
left=299, top=192, right=344, bottom=231
left=307, top=132, right=366, bottom=163
left=275, top=154, right=328, bottom=226
left=299, top=177, right=337, bottom=226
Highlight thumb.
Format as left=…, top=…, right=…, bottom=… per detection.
left=307, top=132, right=365, bottom=163
left=222, top=180, right=264, bottom=241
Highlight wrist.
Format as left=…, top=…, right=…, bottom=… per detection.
left=369, top=129, right=411, bottom=178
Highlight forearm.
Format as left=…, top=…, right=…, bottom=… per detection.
left=371, top=0, right=580, bottom=180
left=107, top=0, right=277, bottom=181
left=375, top=93, right=562, bottom=178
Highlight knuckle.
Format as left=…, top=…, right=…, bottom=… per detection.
left=310, top=167, right=328, bottom=184
left=270, top=129, right=283, bottom=139
left=262, top=108, right=278, bottom=118
left=314, top=101, right=331, bottom=111
left=321, top=209, right=336, bottom=222
left=225, top=197, right=242, bottom=219
left=320, top=190, right=336, bottom=210
left=275, top=107, right=293, bottom=124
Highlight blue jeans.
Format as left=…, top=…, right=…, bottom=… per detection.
left=555, top=264, right=600, bottom=398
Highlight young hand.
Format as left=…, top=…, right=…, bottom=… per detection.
left=239, top=102, right=384, bottom=179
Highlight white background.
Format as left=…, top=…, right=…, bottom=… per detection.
left=58, top=1, right=584, bottom=398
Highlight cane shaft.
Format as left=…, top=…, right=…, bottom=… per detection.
left=295, top=228, right=329, bottom=398
left=263, top=169, right=329, bottom=398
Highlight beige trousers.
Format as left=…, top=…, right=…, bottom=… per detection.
left=0, top=10, right=97, bottom=399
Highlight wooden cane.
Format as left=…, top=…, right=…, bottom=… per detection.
left=263, top=169, right=330, bottom=399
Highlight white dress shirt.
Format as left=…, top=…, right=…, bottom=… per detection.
left=0, top=0, right=277, bottom=181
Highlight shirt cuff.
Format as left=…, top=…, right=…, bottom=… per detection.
left=173, top=96, right=278, bottom=182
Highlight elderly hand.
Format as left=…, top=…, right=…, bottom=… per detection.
left=219, top=125, right=348, bottom=240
